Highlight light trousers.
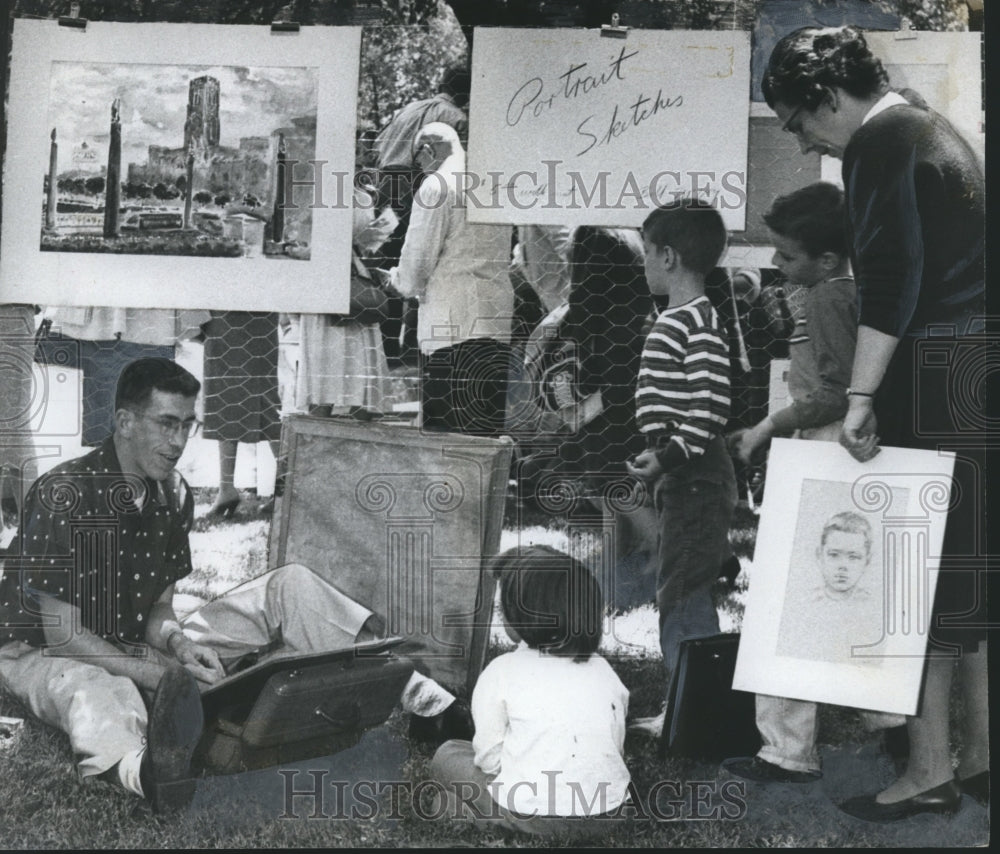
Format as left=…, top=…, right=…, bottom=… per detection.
left=0, top=563, right=454, bottom=781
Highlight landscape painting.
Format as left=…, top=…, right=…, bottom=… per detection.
left=1, top=21, right=360, bottom=312
left=41, top=62, right=319, bottom=261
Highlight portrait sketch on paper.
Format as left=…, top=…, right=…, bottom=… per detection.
left=774, top=477, right=908, bottom=666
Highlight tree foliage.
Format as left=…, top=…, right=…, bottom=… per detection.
left=8, top=0, right=972, bottom=29
left=356, top=7, right=467, bottom=133
left=11, top=0, right=447, bottom=25
left=879, top=0, right=969, bottom=30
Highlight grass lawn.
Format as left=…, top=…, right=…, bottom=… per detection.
left=0, top=489, right=988, bottom=848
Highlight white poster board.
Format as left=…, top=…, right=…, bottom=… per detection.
left=734, top=439, right=955, bottom=715
left=865, top=31, right=983, bottom=151
left=467, top=27, right=751, bottom=228
left=1, top=20, right=359, bottom=312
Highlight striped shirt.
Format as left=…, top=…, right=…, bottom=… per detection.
left=635, top=296, right=731, bottom=460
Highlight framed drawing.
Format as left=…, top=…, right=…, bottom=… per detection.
left=268, top=416, right=515, bottom=695
left=1, top=19, right=360, bottom=313
left=733, top=438, right=956, bottom=716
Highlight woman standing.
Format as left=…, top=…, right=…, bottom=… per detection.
left=762, top=26, right=987, bottom=821
left=201, top=311, right=282, bottom=517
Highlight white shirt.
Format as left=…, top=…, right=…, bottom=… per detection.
left=861, top=91, right=909, bottom=126
left=515, top=224, right=573, bottom=313
left=471, top=643, right=631, bottom=817
left=45, top=306, right=210, bottom=345
left=394, top=151, right=513, bottom=354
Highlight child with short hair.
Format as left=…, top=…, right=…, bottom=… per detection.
left=730, top=181, right=857, bottom=460
left=775, top=510, right=884, bottom=665
left=812, top=511, right=874, bottom=602
left=625, top=199, right=738, bottom=709
left=722, top=182, right=903, bottom=784
left=428, top=545, right=630, bottom=836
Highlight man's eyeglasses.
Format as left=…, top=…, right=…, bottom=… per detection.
left=781, top=104, right=805, bottom=135
left=135, top=412, right=201, bottom=440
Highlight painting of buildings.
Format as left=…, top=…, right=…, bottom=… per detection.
left=41, top=62, right=319, bottom=260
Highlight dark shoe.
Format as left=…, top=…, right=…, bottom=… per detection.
left=839, top=779, right=962, bottom=822
left=718, top=554, right=742, bottom=587
left=208, top=496, right=240, bottom=519
left=958, top=771, right=989, bottom=807
left=721, top=756, right=821, bottom=784
left=408, top=699, right=475, bottom=746
left=140, top=666, right=204, bottom=813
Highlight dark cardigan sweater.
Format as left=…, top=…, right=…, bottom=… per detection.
left=842, top=97, right=985, bottom=339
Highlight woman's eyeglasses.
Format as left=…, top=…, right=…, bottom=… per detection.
left=781, top=104, right=805, bottom=135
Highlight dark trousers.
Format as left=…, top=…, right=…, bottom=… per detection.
left=420, top=339, right=514, bottom=438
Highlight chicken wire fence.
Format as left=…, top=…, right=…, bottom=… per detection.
left=12, top=246, right=804, bottom=502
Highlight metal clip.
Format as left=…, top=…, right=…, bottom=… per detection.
left=58, top=2, right=87, bottom=28
left=601, top=12, right=629, bottom=39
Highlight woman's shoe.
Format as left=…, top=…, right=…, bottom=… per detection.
left=958, top=771, right=989, bottom=807
left=839, top=779, right=962, bottom=822
left=208, top=496, right=241, bottom=519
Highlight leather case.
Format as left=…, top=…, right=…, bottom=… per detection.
left=660, top=633, right=761, bottom=760
left=195, top=639, right=414, bottom=774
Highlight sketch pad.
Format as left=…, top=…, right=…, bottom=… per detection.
left=195, top=637, right=412, bottom=774
left=200, top=637, right=405, bottom=708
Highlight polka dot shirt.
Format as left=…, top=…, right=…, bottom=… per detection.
left=0, top=439, right=194, bottom=647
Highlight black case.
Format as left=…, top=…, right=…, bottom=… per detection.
left=659, top=633, right=761, bottom=760
left=195, top=639, right=414, bottom=775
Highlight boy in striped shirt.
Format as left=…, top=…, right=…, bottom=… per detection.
left=627, top=200, right=738, bottom=698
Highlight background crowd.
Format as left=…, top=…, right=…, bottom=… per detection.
left=0, top=14, right=987, bottom=841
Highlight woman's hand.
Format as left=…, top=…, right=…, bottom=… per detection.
left=840, top=397, right=880, bottom=462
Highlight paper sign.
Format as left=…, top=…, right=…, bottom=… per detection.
left=467, top=27, right=751, bottom=228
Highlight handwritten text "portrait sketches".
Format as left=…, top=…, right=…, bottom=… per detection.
left=504, top=45, right=683, bottom=157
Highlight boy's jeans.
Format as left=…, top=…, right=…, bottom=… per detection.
left=654, top=439, right=737, bottom=689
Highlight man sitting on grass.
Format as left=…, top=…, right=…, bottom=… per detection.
left=0, top=357, right=470, bottom=814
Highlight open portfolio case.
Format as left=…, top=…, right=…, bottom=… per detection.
left=195, top=639, right=414, bottom=774
left=195, top=416, right=514, bottom=776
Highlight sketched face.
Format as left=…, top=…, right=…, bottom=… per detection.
left=774, top=98, right=856, bottom=160
left=818, top=530, right=870, bottom=594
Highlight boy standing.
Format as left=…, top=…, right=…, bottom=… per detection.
left=626, top=200, right=737, bottom=704
left=722, top=183, right=900, bottom=784
left=730, top=182, right=856, bottom=460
